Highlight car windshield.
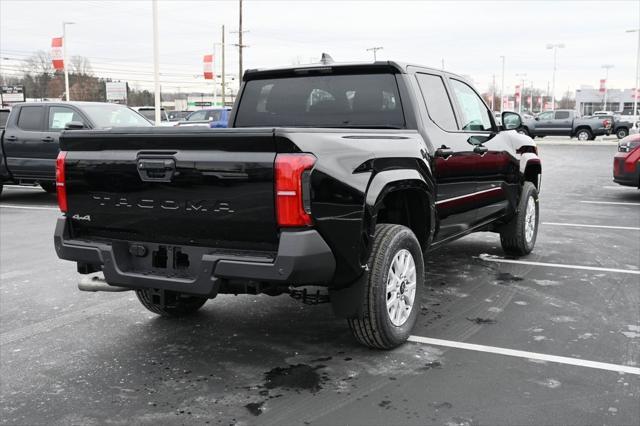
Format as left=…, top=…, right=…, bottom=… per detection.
left=82, top=105, right=153, bottom=128
left=235, top=73, right=405, bottom=128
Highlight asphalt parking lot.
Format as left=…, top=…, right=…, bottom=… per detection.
left=1, top=139, right=638, bottom=426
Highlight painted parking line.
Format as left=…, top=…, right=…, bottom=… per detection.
left=408, top=335, right=640, bottom=375
left=0, top=204, right=58, bottom=211
left=580, top=201, right=640, bottom=206
left=3, top=185, right=43, bottom=191
left=479, top=254, right=640, bottom=275
left=542, top=222, right=640, bottom=231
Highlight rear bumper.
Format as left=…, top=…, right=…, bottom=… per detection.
left=54, top=218, right=336, bottom=296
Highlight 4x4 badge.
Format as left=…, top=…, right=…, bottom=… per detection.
left=72, top=214, right=91, bottom=221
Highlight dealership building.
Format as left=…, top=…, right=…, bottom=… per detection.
left=575, top=87, right=639, bottom=116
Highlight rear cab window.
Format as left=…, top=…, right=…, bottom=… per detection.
left=235, top=73, right=405, bottom=128
left=17, top=106, right=45, bottom=131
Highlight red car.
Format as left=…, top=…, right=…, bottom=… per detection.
left=614, top=134, right=640, bottom=187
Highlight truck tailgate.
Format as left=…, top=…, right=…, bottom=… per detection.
left=61, top=128, right=279, bottom=251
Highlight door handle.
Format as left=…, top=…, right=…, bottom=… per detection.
left=5, top=135, right=17, bottom=142
left=473, top=145, right=489, bottom=154
left=41, top=136, right=55, bottom=142
left=434, top=146, right=454, bottom=158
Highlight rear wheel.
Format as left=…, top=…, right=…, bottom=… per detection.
left=40, top=182, right=56, bottom=193
left=575, top=129, right=592, bottom=141
left=136, top=289, right=207, bottom=317
left=348, top=224, right=424, bottom=349
left=616, top=128, right=629, bottom=139
left=500, top=182, right=539, bottom=256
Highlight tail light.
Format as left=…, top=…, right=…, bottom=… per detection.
left=275, top=153, right=315, bottom=227
left=55, top=151, right=68, bottom=213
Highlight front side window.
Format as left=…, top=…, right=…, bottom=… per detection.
left=538, top=111, right=554, bottom=120
left=449, top=79, right=493, bottom=132
left=206, top=110, right=222, bottom=121
left=416, top=73, right=458, bottom=131
left=48, top=106, right=84, bottom=130
left=17, top=106, right=44, bottom=131
left=235, top=73, right=405, bottom=128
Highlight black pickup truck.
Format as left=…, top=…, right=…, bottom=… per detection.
left=0, top=102, right=151, bottom=195
left=54, top=61, right=542, bottom=349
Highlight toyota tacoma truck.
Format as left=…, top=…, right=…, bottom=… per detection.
left=0, top=102, right=151, bottom=195
left=521, top=109, right=612, bottom=140
left=54, top=60, right=542, bottom=349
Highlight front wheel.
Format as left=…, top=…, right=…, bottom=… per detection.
left=517, top=128, right=530, bottom=137
left=348, top=224, right=424, bottom=349
left=136, top=289, right=207, bottom=317
left=500, top=182, right=539, bottom=256
left=616, top=128, right=629, bottom=139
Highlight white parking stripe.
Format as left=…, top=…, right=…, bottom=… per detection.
left=580, top=201, right=640, bottom=206
left=408, top=335, right=640, bottom=375
left=479, top=254, right=640, bottom=275
left=0, top=204, right=58, bottom=211
left=3, top=185, right=42, bottom=190
left=543, top=222, right=640, bottom=231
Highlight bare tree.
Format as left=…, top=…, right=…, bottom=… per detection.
left=70, top=55, right=93, bottom=76
left=24, top=50, right=54, bottom=76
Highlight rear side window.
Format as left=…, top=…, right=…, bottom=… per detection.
left=17, top=106, right=44, bottom=131
left=0, top=110, right=9, bottom=128
left=416, top=73, right=458, bottom=131
left=555, top=111, right=570, bottom=119
left=235, top=73, right=405, bottom=128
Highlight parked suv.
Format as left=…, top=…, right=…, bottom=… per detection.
left=54, top=61, right=541, bottom=349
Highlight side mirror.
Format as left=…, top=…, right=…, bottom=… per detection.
left=65, top=121, right=85, bottom=130
left=501, top=112, right=522, bottom=130
left=534, top=116, right=539, bottom=121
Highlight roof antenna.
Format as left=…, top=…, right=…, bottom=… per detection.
left=320, top=53, right=334, bottom=65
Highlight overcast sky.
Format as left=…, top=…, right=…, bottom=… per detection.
left=1, top=0, right=639, bottom=96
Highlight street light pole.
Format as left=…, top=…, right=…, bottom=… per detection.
left=516, top=73, right=527, bottom=113
left=62, top=21, right=74, bottom=101
left=366, top=46, right=383, bottom=61
left=546, top=43, right=565, bottom=111
left=152, top=0, right=161, bottom=125
left=500, top=56, right=505, bottom=112
left=627, top=28, right=640, bottom=118
left=601, top=64, right=614, bottom=110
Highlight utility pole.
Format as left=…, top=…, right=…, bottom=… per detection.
left=546, top=43, right=565, bottom=111
left=626, top=27, right=640, bottom=118
left=516, top=73, right=527, bottom=113
left=151, top=0, right=161, bottom=124
left=491, top=74, right=496, bottom=111
left=221, top=25, right=226, bottom=106
left=62, top=21, right=74, bottom=101
left=366, top=47, right=383, bottom=61
left=500, top=56, right=505, bottom=112
left=601, top=64, right=614, bottom=110
left=232, top=0, right=249, bottom=84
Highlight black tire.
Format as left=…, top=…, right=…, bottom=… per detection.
left=518, top=127, right=530, bottom=137
left=40, top=182, right=56, bottom=193
left=347, top=224, right=424, bottom=349
left=500, top=182, right=539, bottom=256
left=575, top=129, right=592, bottom=142
left=0, top=183, right=3, bottom=196
left=135, top=289, right=207, bottom=317
left=616, top=128, right=629, bottom=139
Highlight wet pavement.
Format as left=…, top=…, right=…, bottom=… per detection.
left=1, top=143, right=639, bottom=425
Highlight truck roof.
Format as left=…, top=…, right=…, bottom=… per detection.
left=243, top=60, right=466, bottom=81
left=9, top=101, right=130, bottom=107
